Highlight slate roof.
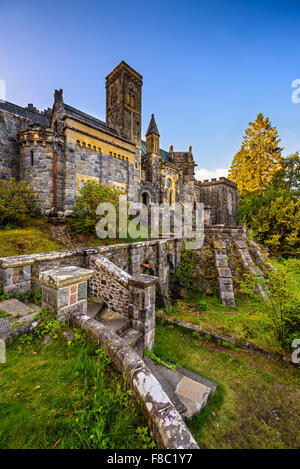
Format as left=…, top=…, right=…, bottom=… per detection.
left=141, top=140, right=171, bottom=162
left=0, top=101, right=50, bottom=126
left=64, top=104, right=118, bottom=136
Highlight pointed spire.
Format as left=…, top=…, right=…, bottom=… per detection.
left=146, top=114, right=160, bottom=137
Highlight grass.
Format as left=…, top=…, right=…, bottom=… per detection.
left=160, top=294, right=277, bottom=350
left=154, top=320, right=300, bottom=449
left=0, top=219, right=67, bottom=256
left=0, top=319, right=155, bottom=449
left=160, top=257, right=300, bottom=353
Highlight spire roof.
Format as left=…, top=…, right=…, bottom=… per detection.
left=146, top=114, right=160, bottom=137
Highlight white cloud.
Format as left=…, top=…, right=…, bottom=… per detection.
left=195, top=168, right=228, bottom=181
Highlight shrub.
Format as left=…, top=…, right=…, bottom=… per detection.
left=69, top=180, right=124, bottom=234
left=171, top=242, right=196, bottom=297
left=264, top=268, right=300, bottom=350
left=197, top=300, right=209, bottom=311
left=0, top=178, right=39, bottom=227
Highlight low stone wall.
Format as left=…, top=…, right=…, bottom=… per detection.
left=0, top=238, right=182, bottom=304
left=70, top=311, right=199, bottom=449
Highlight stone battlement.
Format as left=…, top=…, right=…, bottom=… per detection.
left=196, top=177, right=236, bottom=188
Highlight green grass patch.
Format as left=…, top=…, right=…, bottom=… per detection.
left=160, top=257, right=300, bottom=352
left=0, top=219, right=67, bottom=257
left=154, top=320, right=300, bottom=449
left=0, top=321, right=155, bottom=449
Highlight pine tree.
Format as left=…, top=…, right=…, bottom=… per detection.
left=229, top=113, right=284, bottom=194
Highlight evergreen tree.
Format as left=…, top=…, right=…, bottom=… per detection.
left=229, top=113, right=283, bottom=194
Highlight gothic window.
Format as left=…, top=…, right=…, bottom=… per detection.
left=169, top=190, right=173, bottom=205
left=126, top=84, right=137, bottom=109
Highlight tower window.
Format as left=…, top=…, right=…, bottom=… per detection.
left=30, top=150, right=34, bottom=166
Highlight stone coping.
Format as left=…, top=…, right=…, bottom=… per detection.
left=91, top=254, right=131, bottom=287
left=128, top=273, right=158, bottom=289
left=0, top=237, right=182, bottom=269
left=39, top=266, right=94, bottom=289
left=70, top=311, right=199, bottom=449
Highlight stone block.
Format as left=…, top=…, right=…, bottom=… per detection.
left=0, top=267, right=12, bottom=286
left=217, top=267, right=232, bottom=278
left=39, top=265, right=94, bottom=289
left=78, top=281, right=87, bottom=300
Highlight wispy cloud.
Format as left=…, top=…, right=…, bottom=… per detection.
left=195, top=168, right=228, bottom=181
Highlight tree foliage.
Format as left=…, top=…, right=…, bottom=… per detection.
left=70, top=180, right=123, bottom=233
left=272, top=151, right=300, bottom=193
left=229, top=113, right=283, bottom=194
left=0, top=178, right=39, bottom=227
left=238, top=189, right=300, bottom=256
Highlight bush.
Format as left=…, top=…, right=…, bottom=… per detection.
left=197, top=300, right=209, bottom=311
left=0, top=178, right=39, bottom=227
left=171, top=242, right=196, bottom=297
left=69, top=181, right=124, bottom=234
left=264, top=268, right=300, bottom=350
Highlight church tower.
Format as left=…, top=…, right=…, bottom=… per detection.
left=105, top=61, right=143, bottom=145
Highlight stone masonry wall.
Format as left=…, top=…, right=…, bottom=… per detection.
left=197, top=177, right=239, bottom=225
left=89, top=254, right=130, bottom=316
left=0, top=238, right=182, bottom=304
left=0, top=110, right=28, bottom=180
left=63, top=141, right=136, bottom=210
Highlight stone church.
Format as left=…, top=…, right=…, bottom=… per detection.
left=0, top=61, right=238, bottom=225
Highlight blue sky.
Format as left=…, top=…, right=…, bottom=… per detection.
left=1, top=0, right=300, bottom=179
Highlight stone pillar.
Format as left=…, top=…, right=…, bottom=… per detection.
left=128, top=274, right=158, bottom=351
left=174, top=238, right=182, bottom=269
left=39, top=265, right=94, bottom=322
left=129, top=245, right=141, bottom=275
left=157, top=241, right=168, bottom=305
left=0, top=262, right=32, bottom=295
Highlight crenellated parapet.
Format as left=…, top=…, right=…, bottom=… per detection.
left=196, top=177, right=239, bottom=225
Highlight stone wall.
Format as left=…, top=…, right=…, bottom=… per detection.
left=0, top=110, right=26, bottom=180
left=63, top=141, right=137, bottom=210
left=197, top=177, right=239, bottom=225
left=0, top=238, right=182, bottom=304
left=89, top=254, right=131, bottom=315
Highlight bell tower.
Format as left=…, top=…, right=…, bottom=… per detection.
left=106, top=61, right=143, bottom=145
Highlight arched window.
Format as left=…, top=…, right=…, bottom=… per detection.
left=141, top=191, right=150, bottom=207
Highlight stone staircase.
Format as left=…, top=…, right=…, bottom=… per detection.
left=234, top=240, right=268, bottom=301
left=213, top=240, right=235, bottom=306
left=144, top=356, right=217, bottom=419
left=87, top=301, right=144, bottom=356
left=87, top=301, right=217, bottom=420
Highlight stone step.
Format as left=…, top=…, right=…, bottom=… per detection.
left=88, top=302, right=131, bottom=335
left=144, top=356, right=217, bottom=419
left=121, top=328, right=144, bottom=356
left=144, top=356, right=187, bottom=415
